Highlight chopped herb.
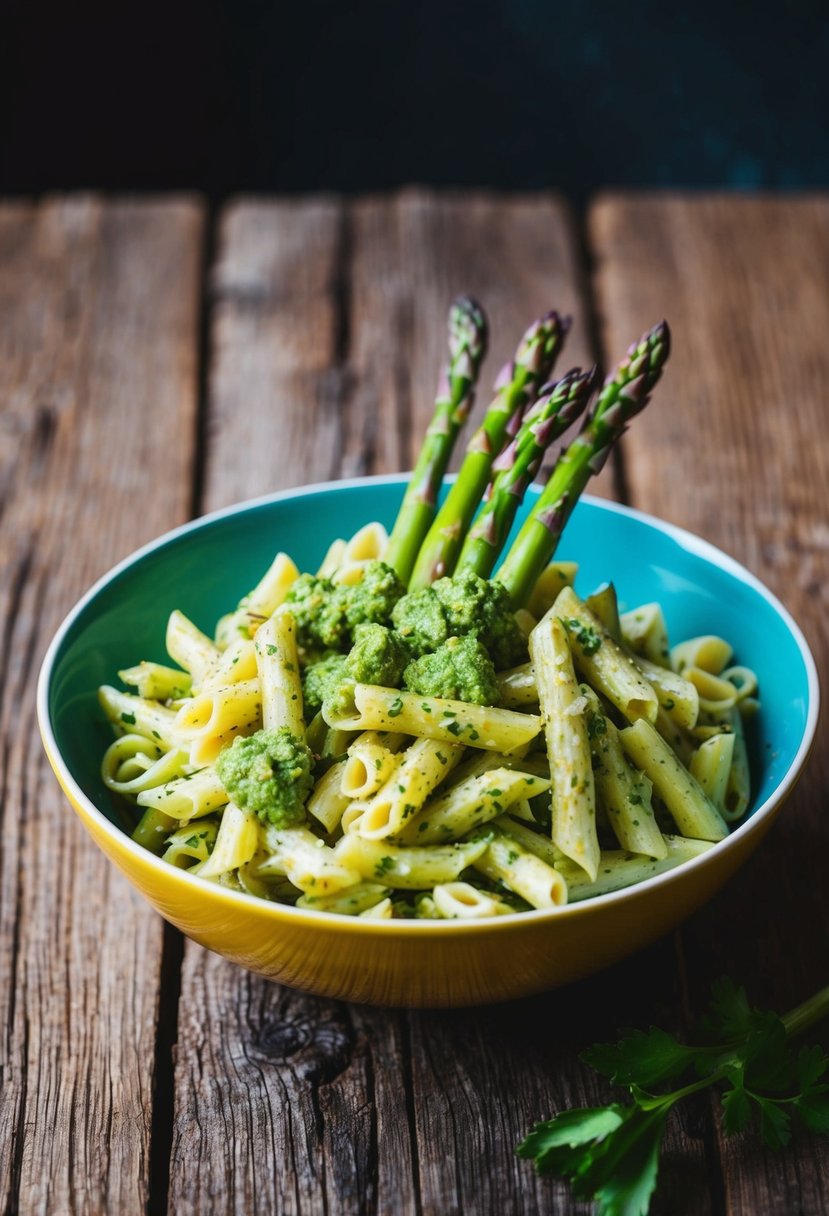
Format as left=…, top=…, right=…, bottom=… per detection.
left=421, top=702, right=433, bottom=714
left=664, top=698, right=675, bottom=710
left=120, top=712, right=136, bottom=725
left=467, top=727, right=480, bottom=741
left=266, top=644, right=278, bottom=655
left=436, top=751, right=448, bottom=765
left=374, top=856, right=394, bottom=877
left=446, top=720, right=463, bottom=737
left=629, top=793, right=644, bottom=806
left=561, top=617, right=602, bottom=656
left=388, top=697, right=404, bottom=718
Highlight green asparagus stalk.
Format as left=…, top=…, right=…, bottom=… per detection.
left=496, top=320, right=671, bottom=608
left=408, top=310, right=570, bottom=589
left=454, top=367, right=596, bottom=578
left=385, top=296, right=488, bottom=582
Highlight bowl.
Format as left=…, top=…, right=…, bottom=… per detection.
left=38, top=476, right=819, bottom=1007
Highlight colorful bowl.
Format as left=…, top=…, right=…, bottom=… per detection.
left=38, top=477, right=819, bottom=1007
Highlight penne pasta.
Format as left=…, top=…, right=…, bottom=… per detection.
left=619, top=719, right=729, bottom=842
left=552, top=587, right=659, bottom=725
left=323, top=682, right=541, bottom=752
left=255, top=610, right=305, bottom=735
left=529, top=611, right=599, bottom=881
left=356, top=737, right=463, bottom=839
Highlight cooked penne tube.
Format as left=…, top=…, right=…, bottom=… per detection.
left=581, top=686, right=667, bottom=860
left=340, top=799, right=368, bottom=834
left=690, top=732, right=735, bottom=810
left=101, top=736, right=190, bottom=797
left=356, top=737, right=463, bottom=839
left=634, top=655, right=699, bottom=730
left=557, top=835, right=714, bottom=901
left=98, top=685, right=181, bottom=750
left=162, top=821, right=219, bottom=868
left=136, top=764, right=229, bottom=820
left=397, top=768, right=549, bottom=845
left=306, top=760, right=351, bottom=833
left=472, top=829, right=568, bottom=909
left=199, top=802, right=260, bottom=878
left=297, top=882, right=390, bottom=915
left=448, top=747, right=545, bottom=787
left=166, top=610, right=221, bottom=688
left=255, top=610, right=305, bottom=735
left=619, top=602, right=670, bottom=666
left=585, top=582, right=622, bottom=642
left=258, top=826, right=361, bottom=894
left=341, top=731, right=407, bottom=798
left=360, top=898, right=393, bottom=919
left=721, top=665, right=758, bottom=703
left=527, top=561, right=578, bottom=621
left=619, top=719, right=729, bottom=841
left=214, top=552, right=300, bottom=648
left=175, top=678, right=262, bottom=765
left=553, top=587, right=659, bottom=725
left=530, top=612, right=599, bottom=882
left=653, top=705, right=696, bottom=765
left=316, top=538, right=347, bottom=578
left=671, top=635, right=733, bottom=676
left=118, top=661, right=192, bottom=701
left=342, top=521, right=388, bottom=563
left=334, top=835, right=489, bottom=888
left=200, top=638, right=258, bottom=691
left=496, top=662, right=538, bottom=708
left=682, top=665, right=738, bottom=715
left=492, top=814, right=560, bottom=866
left=432, top=881, right=513, bottom=919
left=722, top=706, right=751, bottom=821
left=323, top=683, right=541, bottom=752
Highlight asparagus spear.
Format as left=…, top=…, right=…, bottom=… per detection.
left=385, top=296, right=488, bottom=582
left=408, top=310, right=570, bottom=589
left=496, top=320, right=671, bottom=608
left=454, top=367, right=596, bottom=578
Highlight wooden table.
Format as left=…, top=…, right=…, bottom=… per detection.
left=2, top=191, right=827, bottom=1215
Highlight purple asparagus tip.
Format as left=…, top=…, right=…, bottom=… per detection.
left=493, top=439, right=518, bottom=473
left=494, top=360, right=514, bottom=391
left=535, top=494, right=569, bottom=535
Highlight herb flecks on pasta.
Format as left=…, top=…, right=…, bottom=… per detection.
left=99, top=304, right=758, bottom=918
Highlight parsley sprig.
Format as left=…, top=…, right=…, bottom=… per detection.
left=518, top=978, right=829, bottom=1216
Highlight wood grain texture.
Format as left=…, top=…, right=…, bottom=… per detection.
left=590, top=192, right=829, bottom=1216
left=167, top=190, right=713, bottom=1216
left=0, top=197, right=203, bottom=1214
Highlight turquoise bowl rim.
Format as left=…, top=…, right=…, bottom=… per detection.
left=37, top=474, right=821, bottom=935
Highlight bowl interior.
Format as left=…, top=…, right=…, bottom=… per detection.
left=46, top=480, right=812, bottom=837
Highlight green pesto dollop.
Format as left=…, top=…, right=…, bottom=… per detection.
left=344, top=622, right=408, bottom=687
left=392, top=570, right=527, bottom=668
left=403, top=635, right=499, bottom=705
left=302, top=652, right=348, bottom=718
left=215, top=728, right=312, bottom=827
left=285, top=561, right=405, bottom=655
left=343, top=561, right=407, bottom=631
left=284, top=574, right=349, bottom=652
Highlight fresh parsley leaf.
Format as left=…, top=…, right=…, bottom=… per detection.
left=518, top=977, right=829, bottom=1215
left=583, top=1026, right=703, bottom=1088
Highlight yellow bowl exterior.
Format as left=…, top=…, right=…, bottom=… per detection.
left=43, top=731, right=794, bottom=1008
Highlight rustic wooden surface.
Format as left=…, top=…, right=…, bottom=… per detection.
left=1, top=189, right=826, bottom=1214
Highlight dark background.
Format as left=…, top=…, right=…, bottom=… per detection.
left=1, top=0, right=827, bottom=201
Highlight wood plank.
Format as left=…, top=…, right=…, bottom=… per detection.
left=0, top=197, right=203, bottom=1214
left=590, top=192, right=829, bottom=1215
left=168, top=190, right=709, bottom=1216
